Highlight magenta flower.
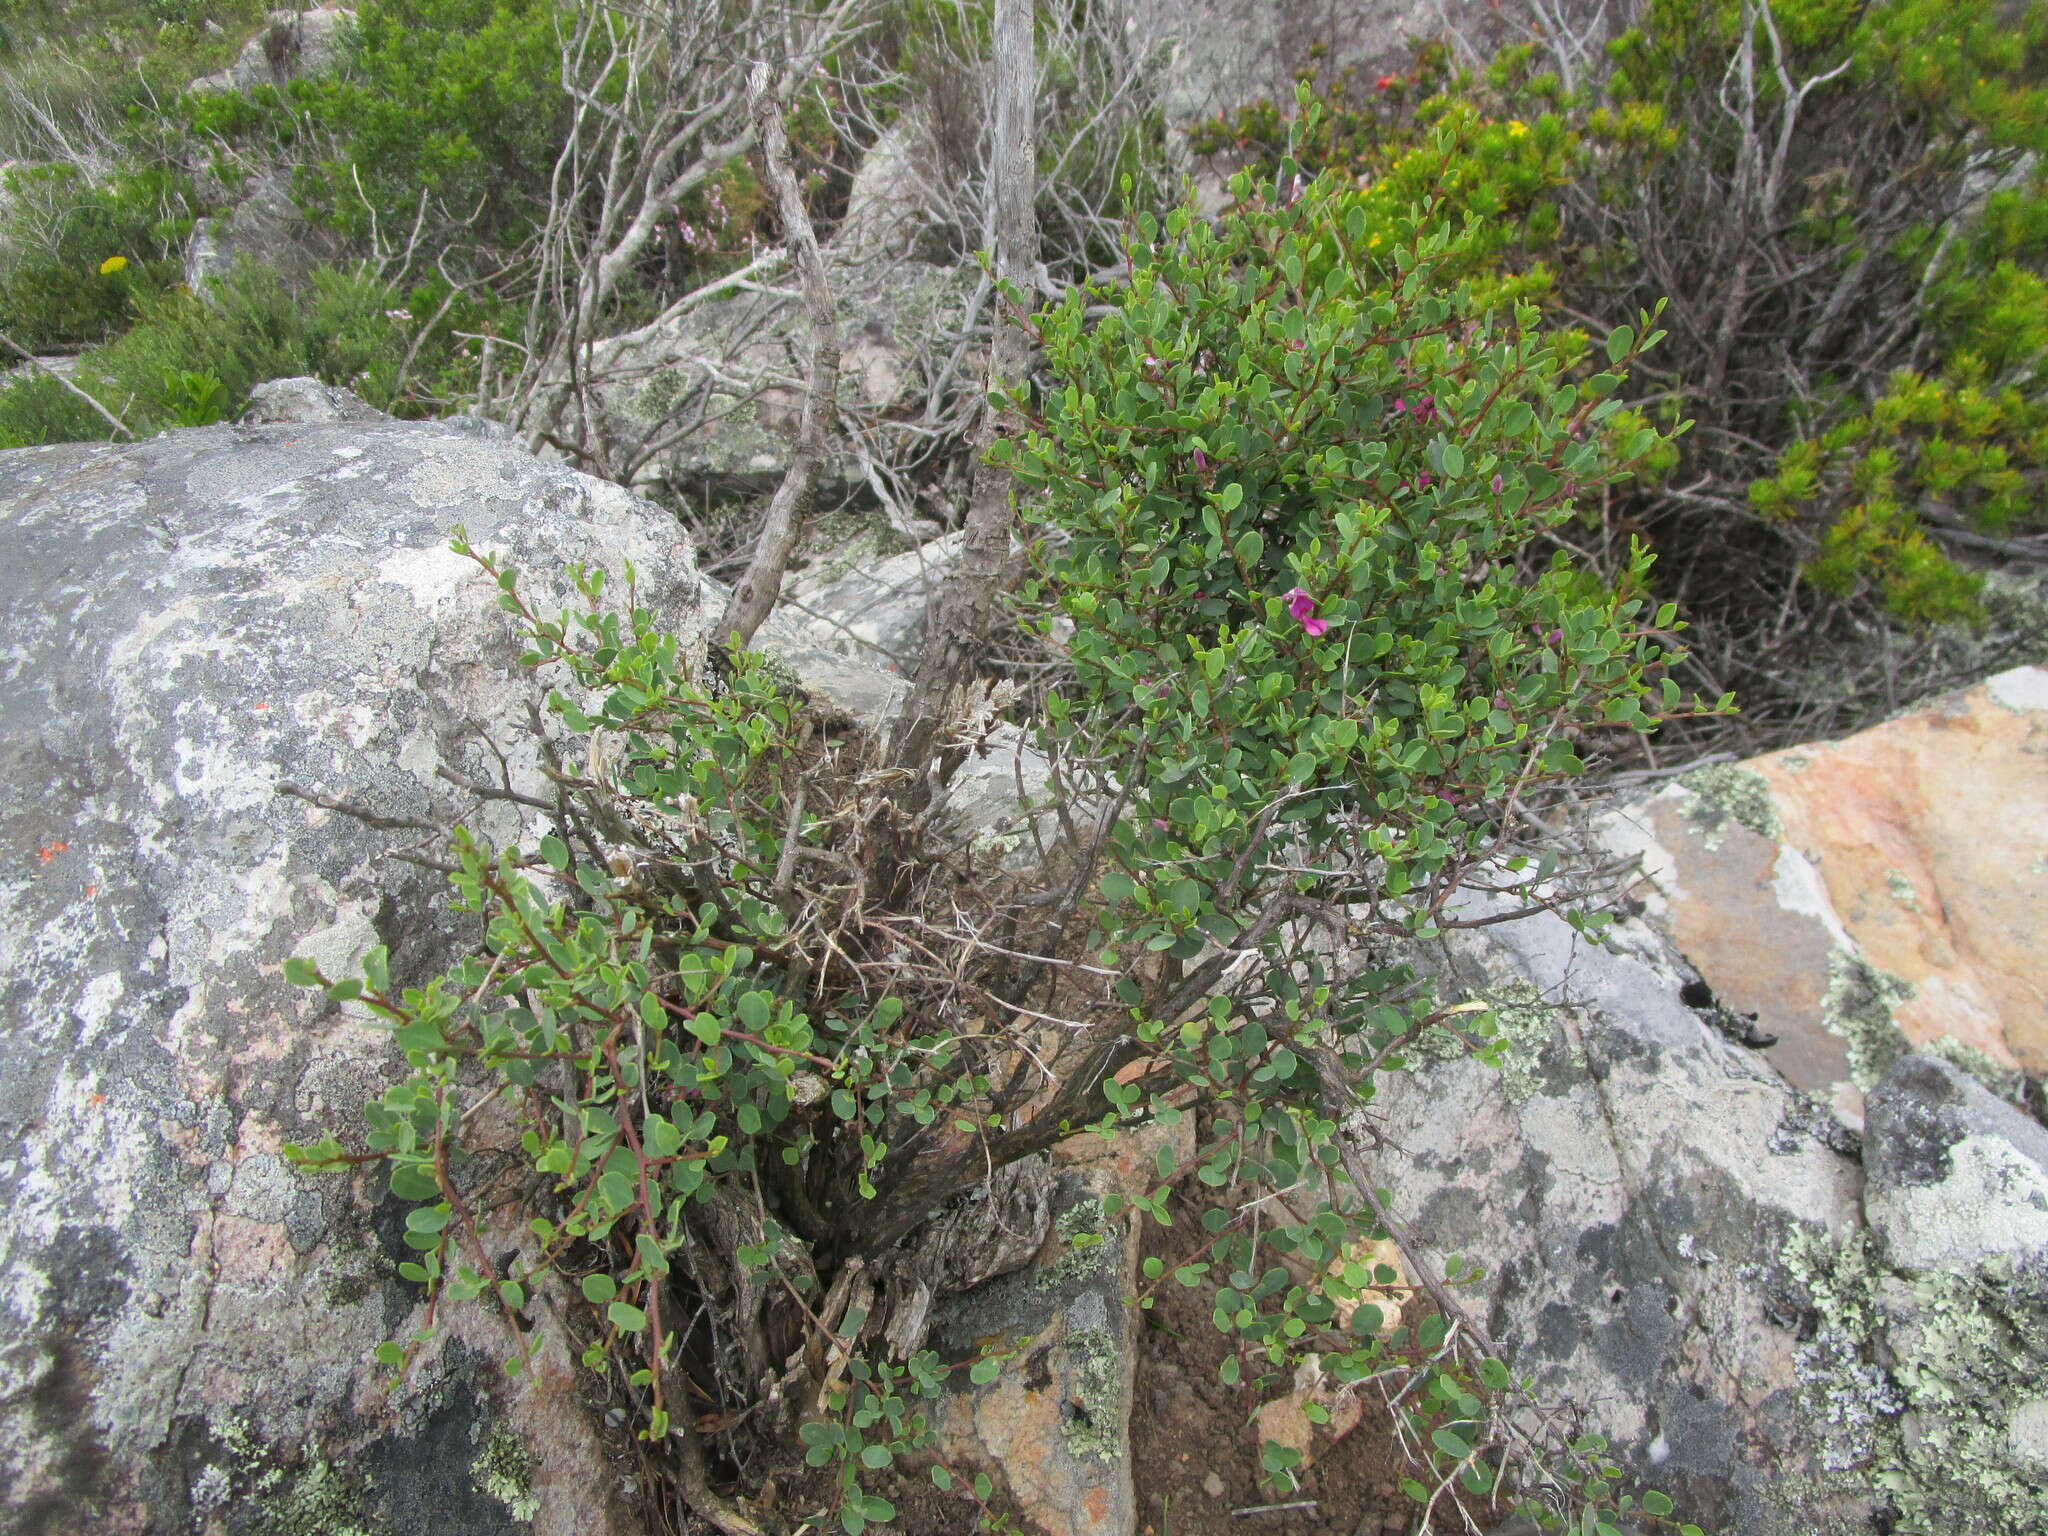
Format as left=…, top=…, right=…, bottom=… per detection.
left=1193, top=447, right=1210, bottom=472
left=1491, top=472, right=1504, bottom=495
left=1285, top=587, right=1331, bottom=638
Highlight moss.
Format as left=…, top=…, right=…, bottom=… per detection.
left=1678, top=762, right=1781, bottom=851
left=1782, top=1228, right=2048, bottom=1534
left=1886, top=871, right=1923, bottom=912
left=1060, top=1326, right=1125, bottom=1463
left=471, top=1426, right=540, bottom=1522
left=1820, top=949, right=1914, bottom=1090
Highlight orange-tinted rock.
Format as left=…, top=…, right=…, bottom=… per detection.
left=1601, top=666, right=2048, bottom=1122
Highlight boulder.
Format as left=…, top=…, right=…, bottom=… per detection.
left=190, top=7, right=354, bottom=95
left=183, top=173, right=319, bottom=296
left=0, top=387, right=711, bottom=1534
left=1782, top=1051, right=2048, bottom=1534
left=1597, top=665, right=2048, bottom=1125
left=1864, top=1052, right=2048, bottom=1272
left=835, top=110, right=947, bottom=263
left=1357, top=888, right=1868, bottom=1535
left=777, top=530, right=961, bottom=674
left=1137, top=0, right=1596, bottom=127
left=581, top=257, right=976, bottom=497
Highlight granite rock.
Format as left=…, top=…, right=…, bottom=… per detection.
left=0, top=399, right=707, bottom=1535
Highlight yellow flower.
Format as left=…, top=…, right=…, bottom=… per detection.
left=98, top=255, right=128, bottom=275
left=1507, top=120, right=1529, bottom=138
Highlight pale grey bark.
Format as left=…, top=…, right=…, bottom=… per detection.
left=887, top=0, right=1038, bottom=776
left=717, top=62, right=843, bottom=651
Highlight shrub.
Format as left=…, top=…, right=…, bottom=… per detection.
left=1194, top=1, right=2048, bottom=741
left=0, top=368, right=116, bottom=449
left=0, top=161, right=191, bottom=349
left=284, top=156, right=1720, bottom=1534
left=0, top=260, right=473, bottom=443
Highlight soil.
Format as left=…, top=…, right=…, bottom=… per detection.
left=1127, top=1199, right=1436, bottom=1536
left=768, top=1175, right=1468, bottom=1536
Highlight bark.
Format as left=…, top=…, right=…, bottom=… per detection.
left=884, top=0, right=1038, bottom=778
left=717, top=62, right=843, bottom=650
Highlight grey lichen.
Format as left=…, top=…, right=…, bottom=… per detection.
left=1886, top=871, right=1923, bottom=912
left=1416, top=982, right=1576, bottom=1104
left=208, top=1414, right=387, bottom=1536
left=1821, top=949, right=1915, bottom=1090
left=1039, top=1196, right=1117, bottom=1292
left=471, top=1426, right=540, bottom=1522
left=1782, top=1227, right=2048, bottom=1534
left=1678, top=762, right=1781, bottom=850
left=1922, top=1036, right=2031, bottom=1109
left=1061, top=1326, right=1125, bottom=1463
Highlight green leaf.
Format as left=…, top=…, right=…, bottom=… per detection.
left=1431, top=1427, right=1470, bottom=1460
left=283, top=956, right=323, bottom=988
left=581, top=1273, right=618, bottom=1304
left=860, top=1443, right=891, bottom=1469
left=1643, top=1491, right=1675, bottom=1516
left=607, top=1301, right=647, bottom=1333
left=539, top=834, right=570, bottom=872
left=929, top=1466, right=953, bottom=1491
left=1606, top=324, right=1635, bottom=364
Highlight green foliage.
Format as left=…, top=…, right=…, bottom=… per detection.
left=1012, top=167, right=1702, bottom=903
left=0, top=260, right=472, bottom=444
left=281, top=165, right=1715, bottom=1532
left=1004, top=163, right=1718, bottom=1528
left=0, top=371, right=112, bottom=450
left=0, top=162, right=191, bottom=349
left=286, top=0, right=567, bottom=248
left=1195, top=0, right=2048, bottom=636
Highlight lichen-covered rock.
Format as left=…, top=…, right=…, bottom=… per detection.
left=1597, top=665, right=2048, bottom=1125
left=189, top=7, right=354, bottom=95
left=1864, top=1053, right=2048, bottom=1272
left=1355, top=889, right=1868, bottom=1535
left=0, top=399, right=707, bottom=1534
left=582, top=258, right=976, bottom=495
left=1778, top=1052, right=2048, bottom=1534
left=928, top=1178, right=1139, bottom=1536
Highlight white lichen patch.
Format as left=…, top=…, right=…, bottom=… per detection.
left=1886, top=871, right=1922, bottom=912
left=374, top=540, right=494, bottom=616
left=1869, top=1132, right=2048, bottom=1271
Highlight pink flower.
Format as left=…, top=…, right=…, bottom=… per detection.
left=1285, top=587, right=1331, bottom=638
left=1192, top=448, right=1210, bottom=472
left=1491, top=473, right=1504, bottom=495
